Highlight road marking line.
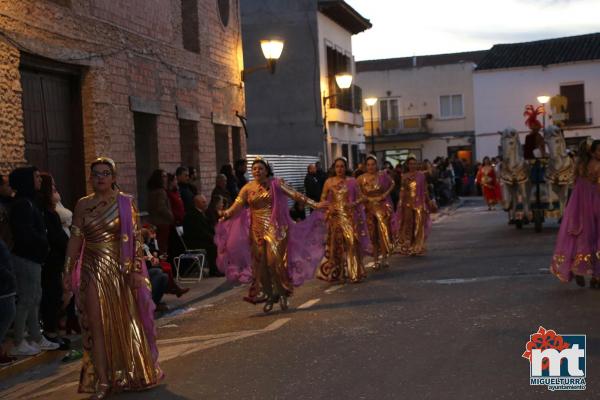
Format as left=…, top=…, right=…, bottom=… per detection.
left=297, top=298, right=320, bottom=309
left=8, top=318, right=292, bottom=400
left=325, top=285, right=343, bottom=294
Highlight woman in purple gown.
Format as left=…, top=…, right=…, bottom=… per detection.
left=551, top=140, right=600, bottom=287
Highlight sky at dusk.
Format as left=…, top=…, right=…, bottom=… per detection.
left=345, top=0, right=600, bottom=61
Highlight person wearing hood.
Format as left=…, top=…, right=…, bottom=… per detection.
left=8, top=167, right=58, bottom=356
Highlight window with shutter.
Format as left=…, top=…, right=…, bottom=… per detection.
left=560, top=84, right=586, bottom=125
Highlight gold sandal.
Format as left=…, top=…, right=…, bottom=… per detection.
left=90, top=383, right=111, bottom=400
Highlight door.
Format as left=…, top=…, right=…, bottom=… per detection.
left=20, top=68, right=85, bottom=209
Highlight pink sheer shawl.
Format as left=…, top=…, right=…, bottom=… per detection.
left=392, top=171, right=432, bottom=237
left=215, top=178, right=327, bottom=286
left=326, top=177, right=372, bottom=255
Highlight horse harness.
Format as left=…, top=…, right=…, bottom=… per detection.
left=501, top=163, right=529, bottom=186
left=545, top=158, right=575, bottom=186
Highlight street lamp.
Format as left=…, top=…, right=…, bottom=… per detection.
left=241, top=39, right=285, bottom=81
left=365, top=97, right=378, bottom=154
left=322, top=73, right=354, bottom=166
left=537, top=95, right=550, bottom=129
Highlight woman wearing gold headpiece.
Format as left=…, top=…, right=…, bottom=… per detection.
left=357, top=155, right=395, bottom=269
left=317, top=157, right=371, bottom=283
left=216, top=157, right=327, bottom=313
left=63, top=157, right=160, bottom=399
left=394, top=156, right=436, bottom=256
left=551, top=139, right=600, bottom=287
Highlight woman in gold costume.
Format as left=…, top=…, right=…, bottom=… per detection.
left=317, top=157, right=370, bottom=283
left=216, top=158, right=326, bottom=313
left=357, top=155, right=395, bottom=269
left=63, top=158, right=160, bottom=399
left=394, top=156, right=436, bottom=256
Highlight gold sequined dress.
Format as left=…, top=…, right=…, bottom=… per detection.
left=76, top=198, right=157, bottom=393
left=358, top=172, right=394, bottom=263
left=395, top=172, right=431, bottom=256
left=224, top=180, right=316, bottom=300
left=317, top=178, right=366, bottom=283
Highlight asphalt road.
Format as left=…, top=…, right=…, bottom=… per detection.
left=4, top=198, right=599, bottom=400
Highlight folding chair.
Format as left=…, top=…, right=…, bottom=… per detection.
left=173, top=226, right=206, bottom=283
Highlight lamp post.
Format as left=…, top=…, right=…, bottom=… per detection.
left=322, top=73, right=353, bottom=166
left=537, top=95, right=550, bottom=129
left=241, top=39, right=284, bottom=82
left=364, top=97, right=377, bottom=154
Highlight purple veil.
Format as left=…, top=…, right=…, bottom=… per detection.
left=551, top=177, right=600, bottom=281
left=215, top=178, right=327, bottom=286
left=327, top=177, right=372, bottom=255
left=392, top=171, right=432, bottom=237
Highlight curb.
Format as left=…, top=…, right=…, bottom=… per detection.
left=0, top=280, right=236, bottom=382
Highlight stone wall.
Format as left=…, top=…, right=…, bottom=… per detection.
left=0, top=0, right=245, bottom=197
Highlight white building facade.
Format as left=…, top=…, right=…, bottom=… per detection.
left=474, top=33, right=600, bottom=158
left=355, top=51, right=486, bottom=166
left=317, top=9, right=368, bottom=167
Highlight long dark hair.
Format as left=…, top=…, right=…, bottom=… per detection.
left=39, top=173, right=56, bottom=210
left=147, top=169, right=166, bottom=191
left=251, top=159, right=274, bottom=177
left=329, top=157, right=351, bottom=177
left=577, top=139, right=600, bottom=177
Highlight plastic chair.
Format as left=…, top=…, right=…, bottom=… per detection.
left=173, top=226, right=206, bottom=283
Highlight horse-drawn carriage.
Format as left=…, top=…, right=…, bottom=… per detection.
left=499, top=125, right=575, bottom=232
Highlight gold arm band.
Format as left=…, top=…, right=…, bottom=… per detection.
left=70, top=225, right=83, bottom=237
left=64, top=256, right=73, bottom=274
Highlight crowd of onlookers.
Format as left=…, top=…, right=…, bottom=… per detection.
left=0, top=159, right=252, bottom=366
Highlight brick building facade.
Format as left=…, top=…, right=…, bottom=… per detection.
left=0, top=0, right=246, bottom=209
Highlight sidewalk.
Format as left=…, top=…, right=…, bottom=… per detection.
left=0, top=275, right=232, bottom=382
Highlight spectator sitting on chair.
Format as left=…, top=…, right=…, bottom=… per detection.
left=142, top=226, right=189, bottom=298
left=183, top=194, right=222, bottom=277
left=211, top=174, right=232, bottom=208
left=176, top=166, right=195, bottom=213
left=206, top=195, right=225, bottom=228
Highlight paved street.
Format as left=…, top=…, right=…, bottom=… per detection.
left=2, top=198, right=599, bottom=400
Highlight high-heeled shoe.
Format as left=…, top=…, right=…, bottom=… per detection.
left=279, top=295, right=289, bottom=311
left=90, top=383, right=111, bottom=400
left=590, top=278, right=600, bottom=289
left=263, top=300, right=274, bottom=313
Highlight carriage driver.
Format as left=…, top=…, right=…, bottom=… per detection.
left=523, top=122, right=546, bottom=160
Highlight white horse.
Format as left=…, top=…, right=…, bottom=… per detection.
left=500, top=128, right=531, bottom=224
left=544, top=125, right=574, bottom=216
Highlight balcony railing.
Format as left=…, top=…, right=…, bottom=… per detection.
left=364, top=114, right=431, bottom=135
left=328, top=84, right=363, bottom=114
left=562, top=101, right=593, bottom=126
